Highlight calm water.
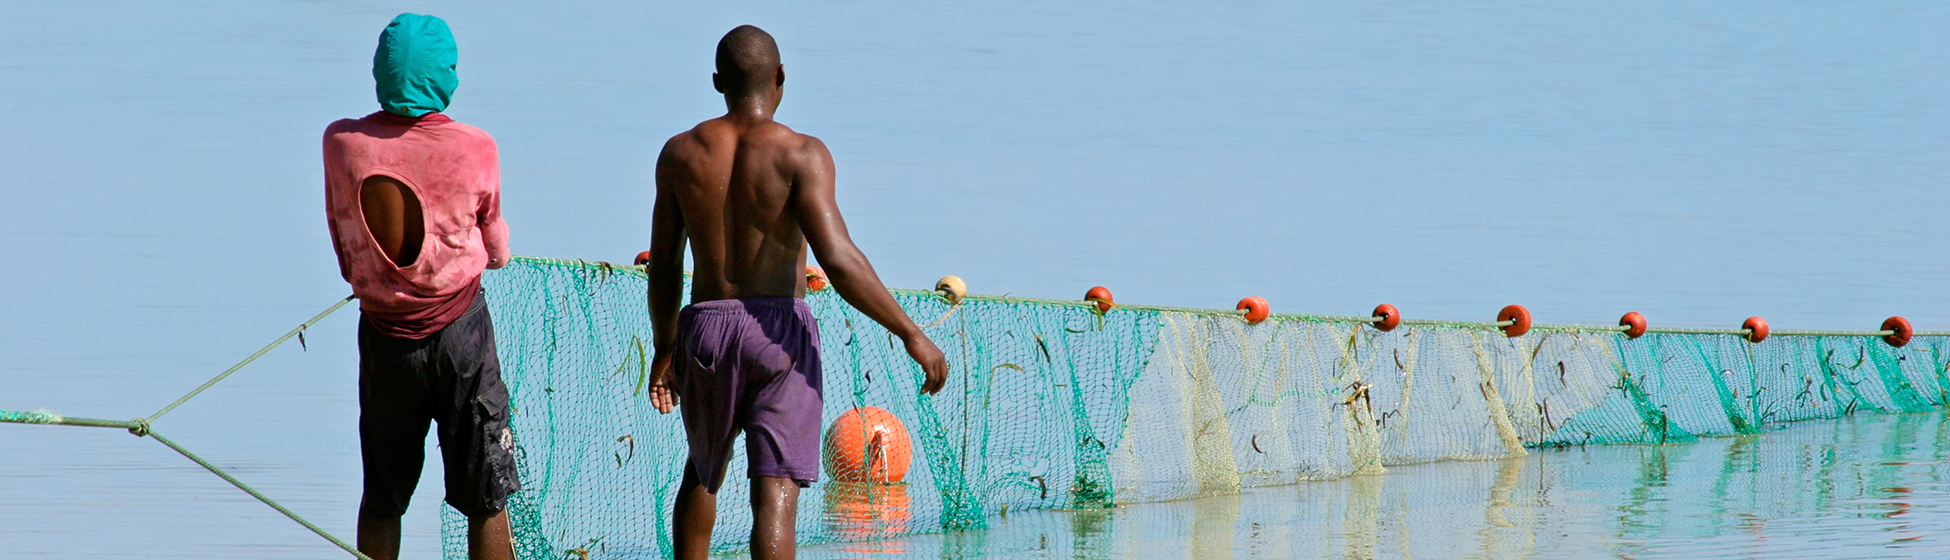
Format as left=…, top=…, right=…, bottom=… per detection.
left=799, top=412, right=1950, bottom=559
left=3, top=1, right=1948, bottom=558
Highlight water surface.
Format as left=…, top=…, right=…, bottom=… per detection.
left=2, top=1, right=1947, bottom=558
left=802, top=412, right=1950, bottom=559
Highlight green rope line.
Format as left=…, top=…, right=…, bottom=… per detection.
left=147, top=295, right=354, bottom=423
left=147, top=430, right=374, bottom=560
left=0, top=410, right=137, bottom=429
left=0, top=295, right=366, bottom=560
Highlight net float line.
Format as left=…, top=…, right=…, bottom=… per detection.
left=571, top=256, right=1931, bottom=347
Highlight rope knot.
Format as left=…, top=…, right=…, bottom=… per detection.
left=128, top=418, right=151, bottom=437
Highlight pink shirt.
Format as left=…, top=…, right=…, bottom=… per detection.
left=324, top=111, right=510, bottom=339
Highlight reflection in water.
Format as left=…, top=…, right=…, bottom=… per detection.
left=822, top=482, right=912, bottom=555
left=1478, top=457, right=1533, bottom=557
left=1342, top=475, right=1379, bottom=560
left=1190, top=492, right=1238, bottom=560
left=800, top=412, right=1950, bottom=559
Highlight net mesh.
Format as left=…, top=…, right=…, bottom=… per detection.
left=440, top=257, right=1949, bottom=558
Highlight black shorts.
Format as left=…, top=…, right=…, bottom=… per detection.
left=357, top=291, right=519, bottom=518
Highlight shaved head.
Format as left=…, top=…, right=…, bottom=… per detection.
left=715, top=25, right=780, bottom=98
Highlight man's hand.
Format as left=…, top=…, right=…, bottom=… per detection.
left=648, top=353, right=678, bottom=414
left=905, top=335, right=949, bottom=394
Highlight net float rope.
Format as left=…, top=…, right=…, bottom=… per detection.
left=579, top=252, right=1947, bottom=345
left=570, top=254, right=1927, bottom=346
left=605, top=251, right=1942, bottom=341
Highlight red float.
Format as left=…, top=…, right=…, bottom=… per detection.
left=1742, top=316, right=1769, bottom=343
left=1085, top=286, right=1114, bottom=314
left=1371, top=304, right=1401, bottom=332
left=1883, top=316, right=1913, bottom=348
left=806, top=265, right=829, bottom=292
left=1619, top=311, right=1648, bottom=339
left=634, top=251, right=651, bottom=266
left=1498, top=305, right=1532, bottom=337
left=823, top=407, right=913, bottom=484
left=1237, top=296, right=1270, bottom=324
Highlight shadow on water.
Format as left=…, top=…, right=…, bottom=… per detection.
left=792, top=411, right=1950, bottom=559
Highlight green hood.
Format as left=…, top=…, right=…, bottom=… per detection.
left=372, top=13, right=458, bottom=117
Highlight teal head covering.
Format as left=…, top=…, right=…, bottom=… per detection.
left=372, top=13, right=458, bottom=117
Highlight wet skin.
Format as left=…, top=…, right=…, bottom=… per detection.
left=643, top=41, right=948, bottom=560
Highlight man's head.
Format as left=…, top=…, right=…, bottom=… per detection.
left=373, top=13, right=458, bottom=117
left=713, top=25, right=783, bottom=104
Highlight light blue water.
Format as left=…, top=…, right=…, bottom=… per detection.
left=799, top=412, right=1950, bottom=560
left=2, top=1, right=1947, bottom=558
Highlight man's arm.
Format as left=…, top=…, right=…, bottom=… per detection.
left=790, top=137, right=949, bottom=394
left=478, top=141, right=510, bottom=270
left=323, top=132, right=352, bottom=282
left=646, top=139, right=690, bottom=413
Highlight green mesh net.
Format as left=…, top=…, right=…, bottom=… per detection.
left=441, top=257, right=1949, bottom=558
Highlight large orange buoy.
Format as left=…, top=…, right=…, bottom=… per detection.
left=634, top=251, right=651, bottom=266
left=1498, top=304, right=1531, bottom=337
left=823, top=407, right=913, bottom=484
left=1619, top=311, right=1648, bottom=339
left=1883, top=316, right=1913, bottom=348
left=1085, top=286, right=1114, bottom=314
left=1742, top=316, right=1769, bottom=343
left=1371, top=304, right=1401, bottom=332
left=1237, top=296, right=1270, bottom=324
left=806, top=265, right=829, bottom=292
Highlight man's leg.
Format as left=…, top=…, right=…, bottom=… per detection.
left=356, top=502, right=403, bottom=560
left=672, top=462, right=721, bottom=560
left=749, top=477, right=802, bottom=560
left=430, top=294, right=522, bottom=560
left=356, top=318, right=430, bottom=560
left=466, top=509, right=514, bottom=560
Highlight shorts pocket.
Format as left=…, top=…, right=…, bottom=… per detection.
left=473, top=379, right=519, bottom=507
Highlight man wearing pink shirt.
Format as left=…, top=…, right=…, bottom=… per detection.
left=322, top=14, right=516, bottom=560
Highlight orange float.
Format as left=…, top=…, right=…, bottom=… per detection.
left=1085, top=286, right=1114, bottom=314
left=806, top=265, right=828, bottom=291
left=1237, top=296, right=1270, bottom=324
left=1498, top=305, right=1532, bottom=337
left=1619, top=311, right=1648, bottom=339
left=1742, top=316, right=1769, bottom=343
left=823, top=407, right=912, bottom=484
left=1883, top=316, right=1913, bottom=348
left=1370, top=304, right=1401, bottom=332
left=634, top=251, right=651, bottom=266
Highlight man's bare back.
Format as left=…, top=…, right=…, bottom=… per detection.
left=653, top=117, right=827, bottom=302
left=642, top=25, right=947, bottom=560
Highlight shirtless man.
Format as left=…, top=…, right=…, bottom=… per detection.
left=643, top=25, right=949, bottom=560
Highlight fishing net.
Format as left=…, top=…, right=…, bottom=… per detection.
left=441, top=257, right=1949, bottom=558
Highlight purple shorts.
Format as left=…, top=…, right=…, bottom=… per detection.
left=675, top=297, right=824, bottom=492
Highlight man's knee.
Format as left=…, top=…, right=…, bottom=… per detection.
left=467, top=508, right=508, bottom=524
left=359, top=496, right=406, bottom=520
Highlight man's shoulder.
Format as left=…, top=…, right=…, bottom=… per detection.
left=323, top=113, right=494, bottom=145
left=322, top=116, right=369, bottom=140
left=437, top=119, right=497, bottom=145
left=771, top=124, right=829, bottom=163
